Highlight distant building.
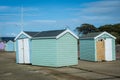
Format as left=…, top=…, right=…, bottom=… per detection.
left=0, top=42, right=5, bottom=51
left=0, top=37, right=15, bottom=51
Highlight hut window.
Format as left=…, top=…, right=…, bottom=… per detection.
left=97, top=39, right=104, bottom=41
left=100, top=39, right=103, bottom=41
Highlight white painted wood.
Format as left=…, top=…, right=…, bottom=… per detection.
left=23, top=39, right=30, bottom=63
left=15, top=31, right=32, bottom=40
left=105, top=39, right=112, bottom=61
left=18, top=39, right=24, bottom=63
left=56, top=29, right=79, bottom=39
left=18, top=39, right=30, bottom=63
left=94, top=32, right=116, bottom=39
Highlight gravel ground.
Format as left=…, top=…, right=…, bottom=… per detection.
left=0, top=52, right=85, bottom=80
left=0, top=51, right=120, bottom=80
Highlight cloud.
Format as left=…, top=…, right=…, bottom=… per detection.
left=23, top=7, right=39, bottom=12
left=0, top=22, right=20, bottom=27
left=6, top=33, right=17, bottom=37
left=31, top=20, right=57, bottom=23
left=69, top=0, right=120, bottom=15
left=0, top=6, right=39, bottom=12
left=0, top=6, right=39, bottom=16
left=0, top=14, right=18, bottom=16
left=66, top=0, right=120, bottom=27
left=0, top=6, right=10, bottom=10
left=81, top=0, right=120, bottom=7
left=80, top=7, right=119, bottom=15
left=0, top=22, right=18, bottom=25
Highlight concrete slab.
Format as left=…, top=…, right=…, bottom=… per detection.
left=103, top=78, right=120, bottom=80
left=72, top=60, right=120, bottom=77
left=70, top=72, right=113, bottom=80
left=54, top=67, right=87, bottom=74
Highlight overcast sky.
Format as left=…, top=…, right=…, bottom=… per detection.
left=0, top=0, right=120, bottom=37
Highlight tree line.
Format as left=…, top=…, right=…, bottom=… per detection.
left=75, top=23, right=120, bottom=44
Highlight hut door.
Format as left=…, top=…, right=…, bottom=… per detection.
left=96, top=39, right=105, bottom=61
left=105, top=39, right=112, bottom=61
left=18, top=39, right=30, bottom=63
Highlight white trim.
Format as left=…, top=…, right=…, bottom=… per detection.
left=18, top=39, right=24, bottom=63
left=56, top=29, right=79, bottom=39
left=94, top=32, right=116, bottom=39
left=14, top=31, right=32, bottom=40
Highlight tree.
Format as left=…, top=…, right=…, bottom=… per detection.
left=75, top=23, right=120, bottom=44
left=98, top=23, right=120, bottom=44
left=98, top=24, right=113, bottom=32
left=76, top=23, right=97, bottom=35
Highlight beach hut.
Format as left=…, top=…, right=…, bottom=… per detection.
left=0, top=41, right=5, bottom=51
left=31, top=29, right=78, bottom=67
left=0, top=37, right=15, bottom=51
left=79, top=32, right=116, bottom=61
left=5, top=40, right=15, bottom=51
left=15, top=29, right=78, bottom=66
left=15, top=31, right=38, bottom=64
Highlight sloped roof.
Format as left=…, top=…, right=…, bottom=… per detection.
left=33, top=29, right=65, bottom=37
left=23, top=29, right=65, bottom=38
left=80, top=32, right=116, bottom=39
left=1, top=37, right=15, bottom=42
left=80, top=32, right=102, bottom=39
left=15, top=29, right=78, bottom=40
left=24, top=31, right=39, bottom=37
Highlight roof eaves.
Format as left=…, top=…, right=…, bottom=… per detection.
left=32, top=36, right=56, bottom=39
left=80, top=37, right=94, bottom=39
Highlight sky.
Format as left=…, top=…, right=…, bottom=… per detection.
left=0, top=0, right=120, bottom=37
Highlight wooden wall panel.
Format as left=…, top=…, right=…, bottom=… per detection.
left=96, top=40, right=105, bottom=61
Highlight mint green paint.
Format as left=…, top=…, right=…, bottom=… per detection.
left=94, top=40, right=97, bottom=61
left=5, top=41, right=15, bottom=51
left=112, top=39, right=116, bottom=60
left=16, top=40, right=19, bottom=63
left=80, top=32, right=116, bottom=61
left=31, top=32, right=78, bottom=67
left=56, top=33, right=78, bottom=66
left=97, top=34, right=113, bottom=40
left=29, top=40, right=32, bottom=62
left=14, top=42, right=16, bottom=51
left=80, top=39, right=95, bottom=61
left=31, top=39, right=57, bottom=67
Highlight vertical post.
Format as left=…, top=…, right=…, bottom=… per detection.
left=21, top=5, right=23, bottom=31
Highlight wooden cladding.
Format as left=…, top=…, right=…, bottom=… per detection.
left=96, top=39, right=105, bottom=61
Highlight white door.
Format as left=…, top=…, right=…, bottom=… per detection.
left=23, top=39, right=30, bottom=63
left=18, top=39, right=24, bottom=63
left=105, top=39, right=112, bottom=61
left=18, top=39, right=30, bottom=63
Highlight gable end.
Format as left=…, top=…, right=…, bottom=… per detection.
left=94, top=32, right=116, bottom=39
left=14, top=31, right=32, bottom=40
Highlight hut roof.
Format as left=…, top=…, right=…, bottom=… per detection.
left=15, top=29, right=78, bottom=40
left=80, top=32, right=116, bottom=39
left=1, top=37, right=15, bottom=42
left=23, top=29, right=65, bottom=38
left=80, top=32, right=102, bottom=39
